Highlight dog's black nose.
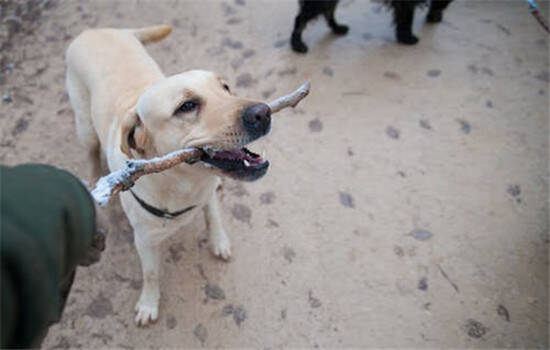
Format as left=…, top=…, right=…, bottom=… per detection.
left=242, top=103, right=271, bottom=138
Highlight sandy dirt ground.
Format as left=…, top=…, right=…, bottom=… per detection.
left=1, top=0, right=548, bottom=348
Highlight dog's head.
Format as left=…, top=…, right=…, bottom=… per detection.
left=121, top=70, right=270, bottom=181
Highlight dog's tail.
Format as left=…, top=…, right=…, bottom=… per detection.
left=131, top=24, right=172, bottom=44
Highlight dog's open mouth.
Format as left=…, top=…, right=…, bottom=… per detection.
left=200, top=147, right=269, bottom=181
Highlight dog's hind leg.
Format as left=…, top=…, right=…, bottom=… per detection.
left=66, top=72, right=102, bottom=183
left=392, top=1, right=419, bottom=45
left=291, top=2, right=319, bottom=53
left=204, top=189, right=231, bottom=260
left=427, top=0, right=452, bottom=23
left=323, top=2, right=349, bottom=35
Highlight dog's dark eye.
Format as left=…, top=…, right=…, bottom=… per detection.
left=223, top=84, right=230, bottom=92
left=177, top=100, right=198, bottom=114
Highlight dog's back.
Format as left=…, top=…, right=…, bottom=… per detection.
left=65, top=25, right=172, bottom=181
left=66, top=25, right=172, bottom=96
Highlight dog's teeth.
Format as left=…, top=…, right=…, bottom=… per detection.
left=243, top=159, right=250, bottom=167
left=261, top=150, right=266, bottom=159
left=203, top=147, right=215, bottom=157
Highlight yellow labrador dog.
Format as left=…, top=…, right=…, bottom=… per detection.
left=66, top=25, right=270, bottom=326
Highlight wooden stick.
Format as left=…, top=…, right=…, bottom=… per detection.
left=91, top=148, right=204, bottom=206
left=267, top=81, right=311, bottom=113
left=90, top=81, right=311, bottom=206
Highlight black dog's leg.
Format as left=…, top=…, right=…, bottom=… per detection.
left=291, top=11, right=316, bottom=53
left=324, top=3, right=349, bottom=35
left=393, top=1, right=418, bottom=45
left=427, top=0, right=452, bottom=23
left=290, top=0, right=347, bottom=53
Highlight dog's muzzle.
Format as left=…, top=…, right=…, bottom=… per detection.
left=197, top=103, right=271, bottom=182
left=200, top=147, right=268, bottom=182
left=241, top=103, right=271, bottom=141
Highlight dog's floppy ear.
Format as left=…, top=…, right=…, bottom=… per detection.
left=120, top=110, right=149, bottom=158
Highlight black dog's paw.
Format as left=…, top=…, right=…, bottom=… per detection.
left=426, top=11, right=443, bottom=23
left=396, top=32, right=419, bottom=45
left=291, top=37, right=309, bottom=53
left=332, top=24, right=349, bottom=35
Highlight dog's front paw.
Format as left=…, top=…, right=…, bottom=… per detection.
left=291, top=36, right=308, bottom=54
left=332, top=24, right=349, bottom=35
left=135, top=298, right=159, bottom=327
left=211, top=233, right=232, bottom=261
left=426, top=11, right=443, bottom=23
left=396, top=32, right=419, bottom=45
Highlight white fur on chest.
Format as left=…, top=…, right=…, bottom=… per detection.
left=119, top=169, right=219, bottom=243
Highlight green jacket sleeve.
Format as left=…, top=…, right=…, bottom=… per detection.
left=1, top=164, right=96, bottom=348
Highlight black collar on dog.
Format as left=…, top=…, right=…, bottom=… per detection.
left=130, top=190, right=196, bottom=219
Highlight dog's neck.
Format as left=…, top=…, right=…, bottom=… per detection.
left=128, top=163, right=219, bottom=216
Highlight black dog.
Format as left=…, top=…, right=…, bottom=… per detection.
left=291, top=0, right=453, bottom=53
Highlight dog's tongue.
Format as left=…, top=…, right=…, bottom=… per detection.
left=212, top=149, right=246, bottom=160
left=210, top=148, right=265, bottom=166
